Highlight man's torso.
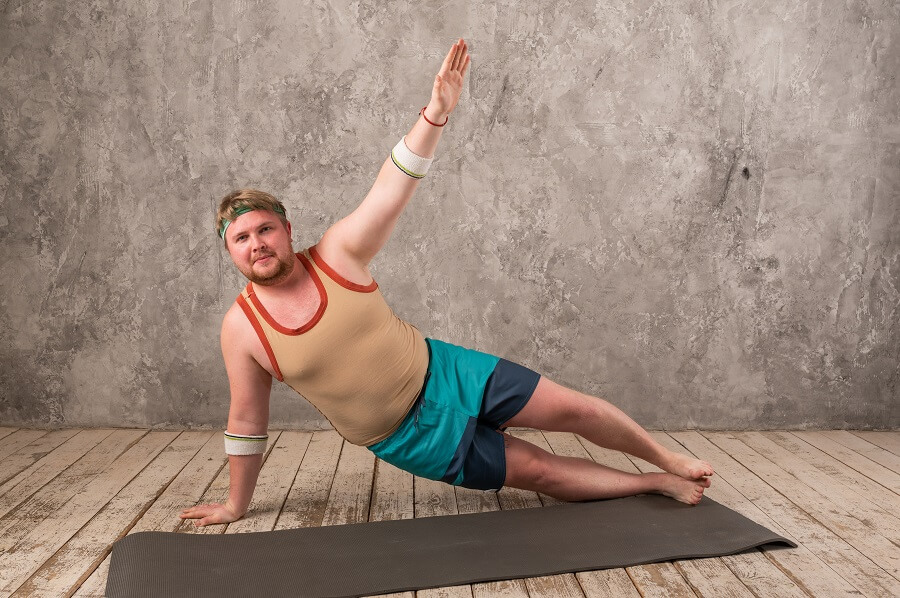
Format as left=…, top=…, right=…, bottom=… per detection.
left=228, top=239, right=375, bottom=376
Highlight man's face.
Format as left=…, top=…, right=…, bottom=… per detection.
left=225, top=209, right=296, bottom=286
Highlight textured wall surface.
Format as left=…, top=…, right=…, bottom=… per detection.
left=1, top=0, right=898, bottom=430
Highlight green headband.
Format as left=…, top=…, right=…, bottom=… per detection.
left=219, top=205, right=286, bottom=240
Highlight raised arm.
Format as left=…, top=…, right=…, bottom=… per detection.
left=321, top=38, right=471, bottom=266
left=180, top=312, right=273, bottom=526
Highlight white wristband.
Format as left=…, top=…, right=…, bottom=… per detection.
left=391, top=135, right=433, bottom=179
left=224, top=431, right=268, bottom=455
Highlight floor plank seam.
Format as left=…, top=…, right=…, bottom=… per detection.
left=366, top=455, right=381, bottom=524
left=790, top=432, right=900, bottom=497
left=758, top=549, right=816, bottom=598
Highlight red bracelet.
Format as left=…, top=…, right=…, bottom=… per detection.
left=421, top=105, right=448, bottom=127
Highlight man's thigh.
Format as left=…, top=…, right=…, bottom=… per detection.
left=501, top=376, right=593, bottom=430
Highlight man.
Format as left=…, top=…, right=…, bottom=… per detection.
left=181, top=38, right=712, bottom=527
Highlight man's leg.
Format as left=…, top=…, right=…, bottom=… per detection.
left=502, top=376, right=714, bottom=480
left=502, top=433, right=710, bottom=503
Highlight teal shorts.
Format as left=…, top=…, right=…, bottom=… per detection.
left=368, top=338, right=541, bottom=491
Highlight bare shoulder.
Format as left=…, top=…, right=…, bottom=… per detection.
left=314, top=226, right=375, bottom=286
left=220, top=300, right=272, bottom=379
left=221, top=301, right=253, bottom=350
left=222, top=300, right=245, bottom=331
left=219, top=301, right=274, bottom=393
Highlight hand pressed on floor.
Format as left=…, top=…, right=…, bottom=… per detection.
left=179, top=501, right=243, bottom=527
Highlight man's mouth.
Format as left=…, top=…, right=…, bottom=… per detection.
left=255, top=255, right=274, bottom=264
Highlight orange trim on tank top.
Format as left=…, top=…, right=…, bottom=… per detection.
left=236, top=294, right=284, bottom=382
left=246, top=252, right=328, bottom=336
left=309, top=244, right=378, bottom=293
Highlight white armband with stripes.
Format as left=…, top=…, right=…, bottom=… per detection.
left=224, top=431, right=268, bottom=455
left=391, top=135, right=433, bottom=179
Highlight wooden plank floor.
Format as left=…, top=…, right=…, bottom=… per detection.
left=0, top=428, right=898, bottom=597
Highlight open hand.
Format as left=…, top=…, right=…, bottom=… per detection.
left=426, top=38, right=471, bottom=121
left=179, top=502, right=243, bottom=527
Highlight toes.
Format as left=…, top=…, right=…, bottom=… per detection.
left=679, top=458, right=713, bottom=479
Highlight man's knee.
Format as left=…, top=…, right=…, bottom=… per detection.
left=505, top=435, right=557, bottom=488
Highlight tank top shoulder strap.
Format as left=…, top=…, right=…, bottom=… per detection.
left=307, top=244, right=378, bottom=293
left=235, top=284, right=284, bottom=381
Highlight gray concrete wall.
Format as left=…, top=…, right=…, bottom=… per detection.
left=1, top=0, right=897, bottom=430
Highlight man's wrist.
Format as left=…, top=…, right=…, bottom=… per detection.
left=225, top=498, right=247, bottom=518
left=423, top=105, right=448, bottom=124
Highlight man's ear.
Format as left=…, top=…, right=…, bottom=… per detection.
left=285, top=220, right=292, bottom=236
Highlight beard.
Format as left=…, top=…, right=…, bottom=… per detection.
left=240, top=252, right=296, bottom=286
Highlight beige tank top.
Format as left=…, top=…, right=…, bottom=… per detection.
left=235, top=245, right=429, bottom=446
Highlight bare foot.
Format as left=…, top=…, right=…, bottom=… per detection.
left=658, top=473, right=711, bottom=505
left=664, top=452, right=714, bottom=480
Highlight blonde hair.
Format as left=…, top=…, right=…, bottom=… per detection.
left=215, top=189, right=288, bottom=243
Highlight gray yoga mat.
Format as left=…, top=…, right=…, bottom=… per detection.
left=106, top=494, right=795, bottom=598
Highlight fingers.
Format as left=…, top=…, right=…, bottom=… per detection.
left=181, top=507, right=218, bottom=527
left=179, top=504, right=216, bottom=520
left=450, top=39, right=463, bottom=71
left=441, top=43, right=456, bottom=73
left=441, top=38, right=470, bottom=76
left=451, top=38, right=467, bottom=72
left=179, top=507, right=199, bottom=519
left=439, top=42, right=457, bottom=76
left=180, top=503, right=240, bottom=527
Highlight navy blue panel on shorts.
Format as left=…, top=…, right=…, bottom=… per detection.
left=481, top=358, right=542, bottom=429
left=443, top=357, right=542, bottom=491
